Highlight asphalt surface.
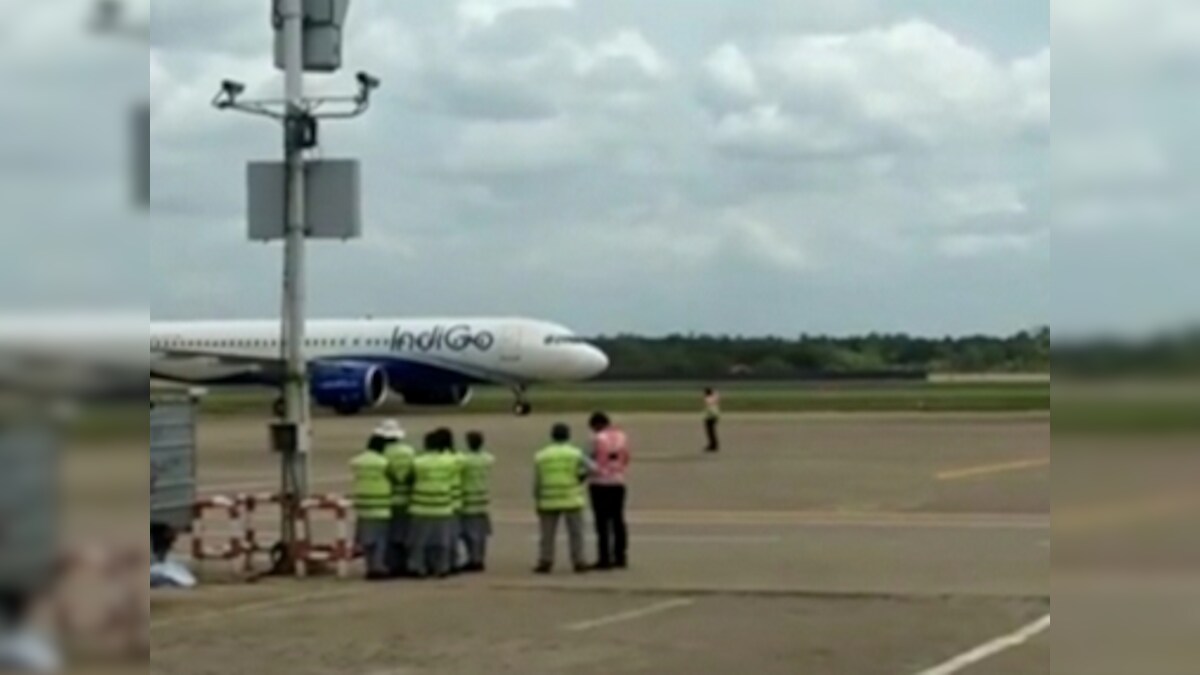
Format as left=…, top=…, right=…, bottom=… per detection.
left=151, top=412, right=1051, bottom=674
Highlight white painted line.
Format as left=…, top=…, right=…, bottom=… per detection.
left=152, top=588, right=358, bottom=630
left=562, top=598, right=695, bottom=632
left=937, top=458, right=1050, bottom=481
left=913, top=614, right=1050, bottom=675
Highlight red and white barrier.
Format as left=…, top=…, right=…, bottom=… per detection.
left=295, top=494, right=356, bottom=579
left=186, top=493, right=359, bottom=579
left=190, top=495, right=246, bottom=573
left=239, top=491, right=285, bottom=572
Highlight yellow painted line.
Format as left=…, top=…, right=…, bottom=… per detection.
left=937, top=458, right=1050, bottom=481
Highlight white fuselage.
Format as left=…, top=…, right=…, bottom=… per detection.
left=150, top=317, right=609, bottom=387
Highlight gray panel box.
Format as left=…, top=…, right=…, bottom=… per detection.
left=150, top=395, right=198, bottom=532
left=0, top=424, right=58, bottom=591
left=273, top=0, right=351, bottom=73
left=247, top=159, right=362, bottom=241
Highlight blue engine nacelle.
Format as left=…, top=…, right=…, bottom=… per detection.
left=310, top=362, right=388, bottom=415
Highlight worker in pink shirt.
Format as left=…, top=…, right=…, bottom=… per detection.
left=587, top=412, right=630, bottom=570
left=703, top=387, right=721, bottom=452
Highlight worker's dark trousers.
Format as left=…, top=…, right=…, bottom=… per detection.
left=705, top=417, right=720, bottom=451
left=589, top=484, right=628, bottom=567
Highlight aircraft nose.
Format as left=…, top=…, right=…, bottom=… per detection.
left=581, top=345, right=610, bottom=377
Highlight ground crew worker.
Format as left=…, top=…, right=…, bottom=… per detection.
left=438, top=428, right=468, bottom=575
left=350, top=434, right=394, bottom=580
left=460, top=431, right=496, bottom=572
left=377, top=420, right=416, bottom=577
left=407, top=431, right=455, bottom=579
left=588, top=412, right=630, bottom=570
left=703, top=387, right=721, bottom=452
left=533, top=423, right=593, bottom=575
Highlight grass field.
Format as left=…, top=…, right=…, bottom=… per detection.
left=193, top=380, right=1051, bottom=417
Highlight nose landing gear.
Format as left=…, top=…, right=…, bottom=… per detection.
left=512, top=386, right=532, bottom=416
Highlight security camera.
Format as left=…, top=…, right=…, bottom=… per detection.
left=356, top=72, right=381, bottom=91
left=222, top=80, right=247, bottom=98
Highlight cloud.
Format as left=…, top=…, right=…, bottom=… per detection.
left=937, top=231, right=1045, bottom=259
left=569, top=29, right=672, bottom=81
left=440, top=117, right=593, bottom=175
left=701, top=20, right=1049, bottom=159
left=135, top=1, right=1055, bottom=335
left=456, top=0, right=575, bottom=30
left=939, top=184, right=1028, bottom=222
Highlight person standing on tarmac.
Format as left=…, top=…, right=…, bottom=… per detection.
left=377, top=420, right=416, bottom=577
left=703, top=387, right=722, bottom=452
left=350, top=433, right=394, bottom=580
left=460, top=431, right=496, bottom=572
left=439, top=428, right=468, bottom=575
left=533, top=423, right=593, bottom=575
left=588, top=412, right=630, bottom=570
left=407, top=431, right=455, bottom=579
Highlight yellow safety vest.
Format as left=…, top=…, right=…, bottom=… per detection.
left=349, top=451, right=392, bottom=521
left=447, top=450, right=467, bottom=514
left=383, top=442, right=417, bottom=508
left=462, top=451, right=496, bottom=516
left=535, top=444, right=586, bottom=511
left=409, top=452, right=455, bottom=518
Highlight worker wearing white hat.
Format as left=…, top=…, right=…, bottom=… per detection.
left=374, top=420, right=417, bottom=577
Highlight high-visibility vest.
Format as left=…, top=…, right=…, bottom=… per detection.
left=705, top=393, right=721, bottom=419
left=383, top=443, right=416, bottom=508
left=591, top=427, right=630, bottom=486
left=446, top=451, right=467, bottom=514
left=535, top=444, right=587, bottom=511
left=349, top=451, right=392, bottom=521
left=409, top=453, right=455, bottom=518
left=462, top=451, right=496, bottom=516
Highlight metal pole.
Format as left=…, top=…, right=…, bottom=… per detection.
left=279, top=0, right=310, bottom=570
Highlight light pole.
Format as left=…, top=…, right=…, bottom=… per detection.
left=213, top=0, right=376, bottom=573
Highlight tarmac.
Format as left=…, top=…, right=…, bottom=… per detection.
left=149, top=412, right=1051, bottom=675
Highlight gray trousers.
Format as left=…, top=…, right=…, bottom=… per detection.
left=460, top=514, right=492, bottom=567
left=388, top=509, right=411, bottom=573
left=407, top=516, right=452, bottom=577
left=355, top=518, right=391, bottom=577
left=538, top=509, right=585, bottom=569
left=446, top=514, right=463, bottom=571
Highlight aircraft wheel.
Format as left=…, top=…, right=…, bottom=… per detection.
left=514, top=401, right=533, bottom=417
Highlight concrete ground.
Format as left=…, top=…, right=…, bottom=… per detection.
left=151, top=413, right=1050, bottom=675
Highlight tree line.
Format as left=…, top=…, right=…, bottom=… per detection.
left=589, top=328, right=1051, bottom=380
left=1052, top=328, right=1200, bottom=377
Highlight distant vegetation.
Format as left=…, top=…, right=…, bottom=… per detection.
left=1052, top=328, right=1200, bottom=378
left=590, top=328, right=1051, bottom=380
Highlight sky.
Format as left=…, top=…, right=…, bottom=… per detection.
left=7, top=1, right=1196, bottom=337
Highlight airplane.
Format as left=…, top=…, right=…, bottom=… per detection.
left=150, top=317, right=610, bottom=416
